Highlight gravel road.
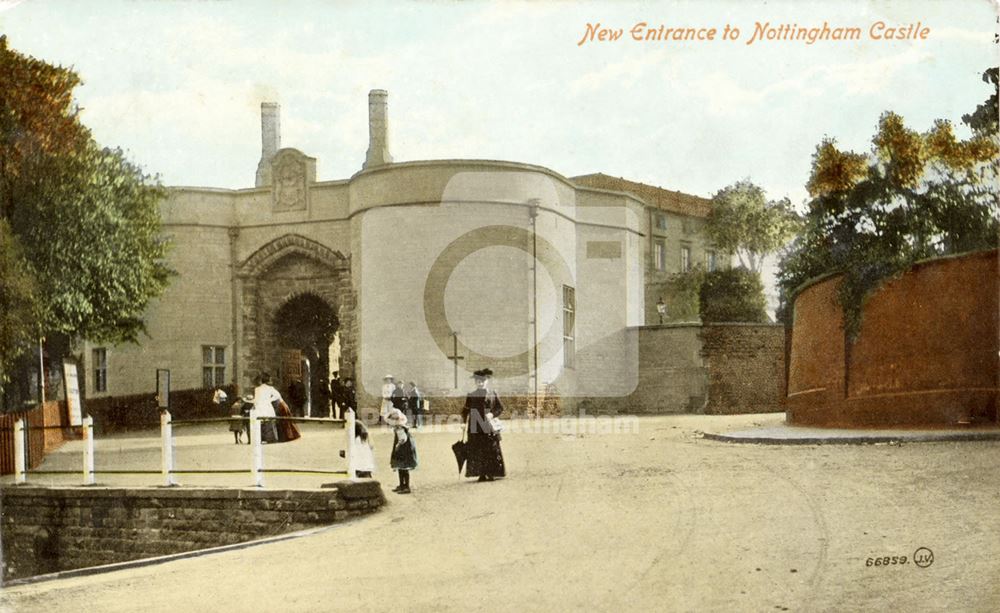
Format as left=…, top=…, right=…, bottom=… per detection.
left=2, top=413, right=998, bottom=612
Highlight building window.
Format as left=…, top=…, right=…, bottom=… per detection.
left=562, top=285, right=576, bottom=370
left=202, top=345, right=226, bottom=388
left=681, top=246, right=691, bottom=272
left=706, top=250, right=717, bottom=272
left=654, top=212, right=668, bottom=231
left=93, top=348, right=107, bottom=393
left=653, top=239, right=666, bottom=271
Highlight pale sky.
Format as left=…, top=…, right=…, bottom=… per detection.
left=2, top=0, right=996, bottom=208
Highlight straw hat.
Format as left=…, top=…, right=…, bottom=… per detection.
left=385, top=407, right=408, bottom=427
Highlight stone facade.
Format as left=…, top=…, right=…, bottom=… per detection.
left=1, top=481, right=385, bottom=581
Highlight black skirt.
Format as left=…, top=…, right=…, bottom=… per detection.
left=465, top=432, right=505, bottom=478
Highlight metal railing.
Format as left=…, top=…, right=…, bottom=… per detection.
left=9, top=409, right=358, bottom=488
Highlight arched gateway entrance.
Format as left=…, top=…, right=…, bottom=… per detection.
left=236, top=235, right=354, bottom=415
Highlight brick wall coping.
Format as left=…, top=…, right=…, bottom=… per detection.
left=787, top=247, right=998, bottom=303
left=628, top=322, right=703, bottom=330
left=629, top=322, right=783, bottom=331
left=701, top=322, right=784, bottom=328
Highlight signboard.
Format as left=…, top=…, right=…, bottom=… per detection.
left=63, top=359, right=82, bottom=427
left=156, top=369, right=170, bottom=409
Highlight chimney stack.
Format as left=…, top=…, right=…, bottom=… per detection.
left=363, top=89, right=392, bottom=169
left=255, top=102, right=281, bottom=187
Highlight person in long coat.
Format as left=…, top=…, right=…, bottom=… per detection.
left=462, top=368, right=506, bottom=482
left=340, top=378, right=357, bottom=416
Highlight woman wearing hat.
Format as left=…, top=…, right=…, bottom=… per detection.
left=380, top=375, right=396, bottom=425
left=461, top=368, right=506, bottom=482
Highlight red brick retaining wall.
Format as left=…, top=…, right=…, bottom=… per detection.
left=787, top=250, right=998, bottom=427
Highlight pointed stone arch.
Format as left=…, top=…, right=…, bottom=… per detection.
left=236, top=234, right=355, bottom=393
left=237, top=233, right=348, bottom=279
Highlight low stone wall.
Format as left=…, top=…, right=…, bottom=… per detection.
left=1, top=480, right=385, bottom=582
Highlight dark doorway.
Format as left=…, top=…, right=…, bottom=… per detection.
left=273, top=293, right=338, bottom=417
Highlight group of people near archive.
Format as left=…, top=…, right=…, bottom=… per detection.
left=224, top=367, right=507, bottom=494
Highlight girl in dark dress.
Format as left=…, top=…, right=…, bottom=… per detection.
left=462, top=368, right=506, bottom=482
left=387, top=408, right=417, bottom=494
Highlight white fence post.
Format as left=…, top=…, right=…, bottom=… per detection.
left=82, top=415, right=95, bottom=485
left=345, top=409, right=356, bottom=479
left=160, top=410, right=177, bottom=486
left=13, top=418, right=26, bottom=485
left=250, top=410, right=264, bottom=487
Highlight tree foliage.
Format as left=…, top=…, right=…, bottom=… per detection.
left=778, top=68, right=999, bottom=335
left=962, top=67, right=999, bottom=137
left=0, top=36, right=171, bottom=392
left=699, top=267, right=769, bottom=323
left=665, top=266, right=705, bottom=322
left=0, top=220, right=40, bottom=385
left=705, top=180, right=802, bottom=274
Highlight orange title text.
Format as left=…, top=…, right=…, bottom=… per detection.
left=576, top=21, right=931, bottom=46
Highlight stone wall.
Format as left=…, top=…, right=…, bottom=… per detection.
left=700, top=324, right=786, bottom=415
left=1, top=480, right=385, bottom=582
left=579, top=323, right=785, bottom=415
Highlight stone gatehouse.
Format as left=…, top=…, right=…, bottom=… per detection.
left=78, top=90, right=726, bottom=409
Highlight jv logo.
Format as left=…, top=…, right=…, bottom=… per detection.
left=913, top=547, right=934, bottom=568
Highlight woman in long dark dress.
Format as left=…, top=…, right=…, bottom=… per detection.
left=462, top=368, right=506, bottom=482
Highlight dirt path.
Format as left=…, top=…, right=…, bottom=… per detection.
left=2, top=414, right=998, bottom=611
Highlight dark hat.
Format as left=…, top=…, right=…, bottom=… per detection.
left=472, top=368, right=494, bottom=379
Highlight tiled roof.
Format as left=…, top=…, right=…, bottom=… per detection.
left=571, top=173, right=713, bottom=218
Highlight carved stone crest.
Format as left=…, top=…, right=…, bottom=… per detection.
left=271, top=149, right=310, bottom=212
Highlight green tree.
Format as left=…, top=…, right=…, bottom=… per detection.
left=705, top=180, right=801, bottom=274
left=0, top=37, right=171, bottom=397
left=666, top=266, right=705, bottom=322
left=962, top=67, right=998, bottom=136
left=0, top=220, right=40, bottom=387
left=778, top=68, right=999, bottom=335
left=699, top=267, right=769, bottom=323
